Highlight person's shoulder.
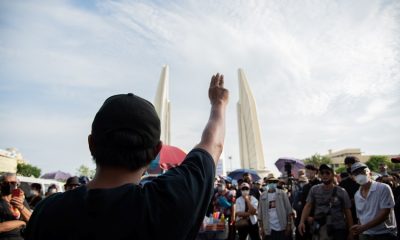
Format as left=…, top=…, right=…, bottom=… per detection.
left=310, top=184, right=322, bottom=191
left=375, top=181, right=392, bottom=192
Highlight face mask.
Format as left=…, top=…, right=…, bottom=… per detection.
left=217, top=186, right=225, bottom=192
left=355, top=175, right=368, bottom=185
left=346, top=168, right=352, bottom=174
left=267, top=183, right=277, bottom=190
left=30, top=190, right=38, bottom=196
left=241, top=190, right=250, bottom=196
left=299, top=183, right=306, bottom=188
left=262, top=186, right=268, bottom=191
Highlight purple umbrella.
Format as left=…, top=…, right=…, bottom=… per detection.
left=275, top=157, right=305, bottom=178
left=41, top=171, right=71, bottom=181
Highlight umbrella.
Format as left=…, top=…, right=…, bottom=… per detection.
left=227, top=169, right=261, bottom=181
left=41, top=171, right=71, bottom=181
left=147, top=145, right=187, bottom=174
left=275, top=157, right=305, bottom=177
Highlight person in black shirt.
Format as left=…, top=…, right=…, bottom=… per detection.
left=0, top=173, right=31, bottom=240
left=25, top=73, right=229, bottom=240
left=299, top=164, right=320, bottom=239
left=339, top=156, right=360, bottom=227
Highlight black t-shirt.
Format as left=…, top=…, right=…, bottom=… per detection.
left=0, top=198, right=30, bottom=239
left=339, top=177, right=359, bottom=222
left=24, top=148, right=215, bottom=240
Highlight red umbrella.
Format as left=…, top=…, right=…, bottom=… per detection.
left=147, top=145, right=187, bottom=174
left=158, top=145, right=187, bottom=170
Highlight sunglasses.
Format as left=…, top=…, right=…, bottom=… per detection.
left=2, top=181, right=17, bottom=185
left=241, top=187, right=250, bottom=191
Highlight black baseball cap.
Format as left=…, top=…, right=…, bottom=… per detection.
left=92, top=93, right=161, bottom=149
left=305, top=164, right=318, bottom=171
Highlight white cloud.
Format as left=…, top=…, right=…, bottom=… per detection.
left=0, top=0, right=399, bottom=174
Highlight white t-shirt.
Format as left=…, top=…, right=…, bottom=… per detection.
left=267, top=192, right=282, bottom=231
left=235, top=196, right=258, bottom=225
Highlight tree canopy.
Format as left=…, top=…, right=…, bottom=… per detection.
left=17, top=163, right=41, bottom=178
left=304, top=153, right=331, bottom=167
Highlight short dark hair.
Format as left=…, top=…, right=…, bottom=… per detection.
left=91, top=93, right=161, bottom=171
left=344, top=156, right=359, bottom=165
left=31, top=183, right=41, bottom=191
left=305, top=164, right=318, bottom=172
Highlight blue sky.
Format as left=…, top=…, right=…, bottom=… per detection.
left=0, top=0, right=399, bottom=175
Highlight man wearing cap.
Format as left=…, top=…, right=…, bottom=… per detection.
left=258, top=174, right=293, bottom=240
left=64, top=177, right=81, bottom=191
left=25, top=73, right=229, bottom=240
left=299, top=164, right=353, bottom=240
left=235, top=182, right=260, bottom=240
left=350, top=162, right=397, bottom=239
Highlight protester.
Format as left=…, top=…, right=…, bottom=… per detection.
left=64, top=177, right=81, bottom=191
left=242, top=173, right=261, bottom=200
left=350, top=162, right=397, bottom=239
left=378, top=163, right=389, bottom=177
left=213, top=179, right=235, bottom=222
left=340, top=156, right=360, bottom=226
left=292, top=175, right=308, bottom=240
left=25, top=73, right=229, bottom=240
left=299, top=164, right=320, bottom=239
left=44, top=185, right=57, bottom=197
left=28, top=183, right=42, bottom=209
left=258, top=174, right=293, bottom=240
left=235, top=182, right=260, bottom=240
left=0, top=173, right=31, bottom=240
left=299, top=164, right=353, bottom=240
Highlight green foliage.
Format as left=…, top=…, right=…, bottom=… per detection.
left=17, top=163, right=41, bottom=178
left=366, top=155, right=393, bottom=172
left=304, top=154, right=332, bottom=167
left=76, top=165, right=95, bottom=178
left=335, top=166, right=347, bottom=174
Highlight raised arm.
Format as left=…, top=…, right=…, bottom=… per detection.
left=195, top=73, right=229, bottom=164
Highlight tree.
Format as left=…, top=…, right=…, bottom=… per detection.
left=76, top=165, right=95, bottom=179
left=366, top=155, right=393, bottom=172
left=17, top=163, right=41, bottom=178
left=304, top=153, right=331, bottom=167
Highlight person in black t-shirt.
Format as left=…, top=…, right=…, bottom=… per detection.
left=24, top=73, right=229, bottom=240
left=0, top=173, right=31, bottom=240
left=339, top=156, right=360, bottom=227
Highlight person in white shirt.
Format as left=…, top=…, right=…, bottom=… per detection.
left=258, top=175, right=293, bottom=240
left=235, top=182, right=260, bottom=240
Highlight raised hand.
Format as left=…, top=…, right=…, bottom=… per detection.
left=209, top=73, right=229, bottom=106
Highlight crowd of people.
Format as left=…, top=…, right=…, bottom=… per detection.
left=204, top=156, right=399, bottom=240
left=0, top=73, right=398, bottom=240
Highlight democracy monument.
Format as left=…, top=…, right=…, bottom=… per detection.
left=154, top=66, right=268, bottom=176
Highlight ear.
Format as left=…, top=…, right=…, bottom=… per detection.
left=88, top=134, right=94, bottom=156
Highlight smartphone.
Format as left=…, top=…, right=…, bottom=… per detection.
left=11, top=189, right=22, bottom=198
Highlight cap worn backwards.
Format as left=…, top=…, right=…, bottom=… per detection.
left=91, top=93, right=161, bottom=148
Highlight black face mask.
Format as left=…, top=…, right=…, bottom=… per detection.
left=346, top=168, right=352, bottom=174
left=0, top=182, right=14, bottom=196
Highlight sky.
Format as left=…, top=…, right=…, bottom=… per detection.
left=0, top=0, right=399, bottom=176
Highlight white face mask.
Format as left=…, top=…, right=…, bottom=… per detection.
left=299, top=183, right=306, bottom=188
left=217, top=186, right=225, bottom=192
left=355, top=174, right=369, bottom=185
left=30, top=190, right=38, bottom=196
left=241, top=190, right=250, bottom=196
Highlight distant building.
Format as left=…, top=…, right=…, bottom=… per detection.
left=0, top=148, right=27, bottom=173
left=323, top=148, right=398, bottom=168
